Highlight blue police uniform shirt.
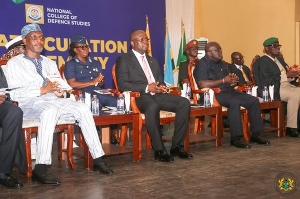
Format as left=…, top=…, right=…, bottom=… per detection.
left=64, top=56, right=102, bottom=94
left=64, top=56, right=117, bottom=108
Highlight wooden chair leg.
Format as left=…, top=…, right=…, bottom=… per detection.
left=24, top=129, right=33, bottom=178
left=194, top=118, right=200, bottom=134
left=211, top=117, right=216, bottom=137
left=66, top=126, right=75, bottom=169
left=145, top=131, right=151, bottom=149
left=57, top=130, right=65, bottom=161
left=243, top=111, right=250, bottom=142
left=198, top=116, right=205, bottom=132
left=119, top=124, right=127, bottom=147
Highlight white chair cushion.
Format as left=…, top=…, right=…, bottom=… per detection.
left=222, top=106, right=245, bottom=112
left=141, top=110, right=176, bottom=120
left=22, top=119, right=75, bottom=128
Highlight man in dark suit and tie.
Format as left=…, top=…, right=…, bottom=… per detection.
left=228, top=52, right=252, bottom=86
left=116, top=30, right=192, bottom=162
left=0, top=68, right=24, bottom=189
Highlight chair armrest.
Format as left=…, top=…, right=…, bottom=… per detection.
left=192, top=88, right=221, bottom=106
left=169, top=87, right=181, bottom=95
left=67, top=90, right=82, bottom=101
left=235, top=84, right=248, bottom=92
left=128, top=92, right=141, bottom=114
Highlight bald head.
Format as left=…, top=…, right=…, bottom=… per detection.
left=231, top=52, right=244, bottom=65
left=130, top=30, right=145, bottom=40
left=205, top=42, right=220, bottom=53
left=130, top=29, right=149, bottom=54
left=205, top=42, right=223, bottom=62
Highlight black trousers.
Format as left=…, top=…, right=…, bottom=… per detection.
left=215, top=89, right=264, bottom=138
left=0, top=101, right=23, bottom=174
left=136, top=93, right=190, bottom=151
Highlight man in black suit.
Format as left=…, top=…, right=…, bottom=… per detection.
left=0, top=67, right=24, bottom=189
left=253, top=37, right=300, bottom=137
left=228, top=52, right=252, bottom=86
left=193, top=42, right=270, bottom=149
left=116, top=30, right=192, bottom=162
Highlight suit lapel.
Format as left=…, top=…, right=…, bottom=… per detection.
left=129, top=51, right=150, bottom=80
left=145, top=55, right=156, bottom=80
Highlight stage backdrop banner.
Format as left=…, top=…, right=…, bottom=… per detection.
left=0, top=0, right=166, bottom=88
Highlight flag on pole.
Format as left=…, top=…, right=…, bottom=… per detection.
left=176, top=19, right=187, bottom=88
left=145, top=15, right=152, bottom=56
left=164, top=20, right=175, bottom=86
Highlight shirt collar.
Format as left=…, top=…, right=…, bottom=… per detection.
left=264, top=53, right=278, bottom=62
left=73, top=55, right=92, bottom=64
left=234, top=64, right=242, bottom=69
left=23, top=54, right=43, bottom=62
left=132, top=49, right=146, bottom=58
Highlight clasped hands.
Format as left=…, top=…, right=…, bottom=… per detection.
left=223, top=73, right=239, bottom=86
left=92, top=73, right=105, bottom=86
left=41, top=80, right=64, bottom=97
left=148, top=82, right=169, bottom=94
left=287, top=64, right=300, bottom=78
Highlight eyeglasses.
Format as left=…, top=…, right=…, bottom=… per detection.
left=132, top=38, right=150, bottom=43
left=268, top=44, right=282, bottom=48
left=233, top=56, right=244, bottom=60
left=74, top=45, right=89, bottom=50
left=29, top=34, right=45, bottom=41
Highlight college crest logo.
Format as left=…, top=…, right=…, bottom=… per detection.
left=25, top=4, right=44, bottom=24
left=274, top=172, right=298, bottom=196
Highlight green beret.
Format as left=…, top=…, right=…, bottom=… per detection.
left=263, top=37, right=279, bottom=47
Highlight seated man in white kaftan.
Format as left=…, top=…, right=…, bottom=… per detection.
left=5, top=23, right=114, bottom=186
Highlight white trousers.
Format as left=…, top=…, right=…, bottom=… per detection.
left=21, top=96, right=105, bottom=165
left=280, top=82, right=300, bottom=128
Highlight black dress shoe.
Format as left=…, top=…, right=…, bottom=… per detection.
left=32, top=170, right=60, bottom=185
left=93, top=161, right=114, bottom=175
left=154, top=150, right=174, bottom=162
left=170, top=146, right=193, bottom=159
left=286, top=128, right=300, bottom=137
left=0, top=174, right=23, bottom=189
left=230, top=139, right=251, bottom=149
left=250, top=136, right=270, bottom=145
